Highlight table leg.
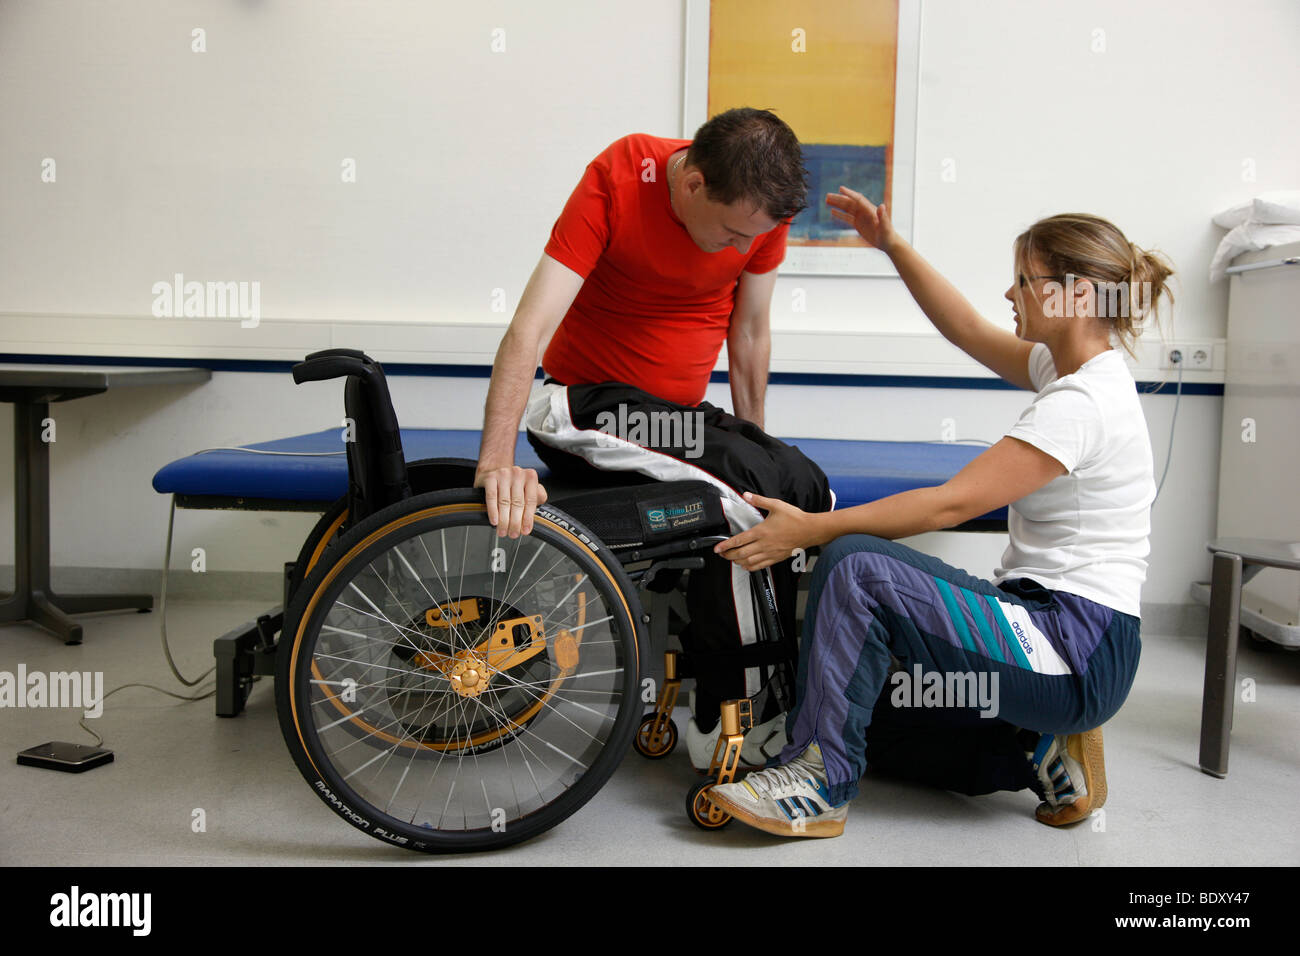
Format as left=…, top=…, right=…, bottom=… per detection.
left=1198, top=551, right=1242, bottom=777
left=1, top=402, right=152, bottom=645
left=24, top=589, right=84, bottom=645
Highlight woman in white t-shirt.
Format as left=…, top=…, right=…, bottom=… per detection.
left=707, top=191, right=1174, bottom=838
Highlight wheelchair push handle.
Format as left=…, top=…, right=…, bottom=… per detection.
left=292, top=348, right=377, bottom=385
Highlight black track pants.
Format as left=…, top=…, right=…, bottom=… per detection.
left=524, top=381, right=832, bottom=728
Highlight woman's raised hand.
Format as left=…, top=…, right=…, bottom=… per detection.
left=826, top=186, right=895, bottom=254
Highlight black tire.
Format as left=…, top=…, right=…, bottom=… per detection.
left=632, top=713, right=678, bottom=759
left=1243, top=627, right=1280, bottom=653
left=284, top=460, right=478, bottom=606
left=686, top=779, right=731, bottom=830
left=286, top=496, right=350, bottom=606
left=276, top=488, right=644, bottom=853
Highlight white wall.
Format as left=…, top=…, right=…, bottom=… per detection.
left=3, top=0, right=1298, bottom=349
left=2, top=0, right=1296, bottom=609
left=0, top=0, right=682, bottom=327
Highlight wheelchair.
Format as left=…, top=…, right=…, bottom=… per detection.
left=276, top=349, right=794, bottom=852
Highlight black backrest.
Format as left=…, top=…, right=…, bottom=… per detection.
left=292, top=349, right=411, bottom=526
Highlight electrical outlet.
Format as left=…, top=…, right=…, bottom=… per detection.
left=1163, top=343, right=1213, bottom=370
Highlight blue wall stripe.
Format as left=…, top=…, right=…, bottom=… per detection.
left=0, top=353, right=1223, bottom=395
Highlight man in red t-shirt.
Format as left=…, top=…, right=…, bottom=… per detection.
left=538, top=131, right=789, bottom=408
left=475, top=108, right=831, bottom=760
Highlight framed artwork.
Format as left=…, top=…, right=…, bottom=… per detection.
left=683, top=0, right=921, bottom=276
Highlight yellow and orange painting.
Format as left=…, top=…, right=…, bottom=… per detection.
left=707, top=0, right=899, bottom=249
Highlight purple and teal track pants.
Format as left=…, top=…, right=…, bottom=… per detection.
left=782, top=534, right=1142, bottom=806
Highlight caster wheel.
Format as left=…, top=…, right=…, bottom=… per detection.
left=633, top=713, right=678, bottom=759
left=1244, top=628, right=1280, bottom=653
left=686, top=779, right=732, bottom=830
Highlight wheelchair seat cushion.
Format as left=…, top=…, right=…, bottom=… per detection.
left=550, top=480, right=728, bottom=552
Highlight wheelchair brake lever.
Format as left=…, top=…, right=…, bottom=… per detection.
left=631, top=556, right=705, bottom=589
left=622, top=534, right=731, bottom=565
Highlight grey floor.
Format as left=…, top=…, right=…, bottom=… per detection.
left=1, top=598, right=1297, bottom=867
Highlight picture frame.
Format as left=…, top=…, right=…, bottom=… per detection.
left=683, top=0, right=921, bottom=277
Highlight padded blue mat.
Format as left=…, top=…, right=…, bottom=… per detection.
left=152, top=428, right=1007, bottom=521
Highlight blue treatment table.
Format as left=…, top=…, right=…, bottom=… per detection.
left=153, top=429, right=1007, bottom=716
left=152, top=428, right=1008, bottom=527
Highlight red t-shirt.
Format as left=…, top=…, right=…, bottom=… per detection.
left=541, top=134, right=789, bottom=406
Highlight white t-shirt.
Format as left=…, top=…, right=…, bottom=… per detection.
left=993, top=343, right=1155, bottom=617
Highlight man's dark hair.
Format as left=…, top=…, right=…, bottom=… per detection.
left=686, top=108, right=808, bottom=222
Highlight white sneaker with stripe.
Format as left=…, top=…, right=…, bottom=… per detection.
left=1028, top=727, right=1107, bottom=826
left=706, top=743, right=848, bottom=838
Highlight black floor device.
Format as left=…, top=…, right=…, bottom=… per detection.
left=17, top=741, right=114, bottom=773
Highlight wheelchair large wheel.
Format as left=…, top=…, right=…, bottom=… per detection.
left=286, top=496, right=350, bottom=605
left=284, top=459, right=480, bottom=606
left=276, top=488, right=644, bottom=852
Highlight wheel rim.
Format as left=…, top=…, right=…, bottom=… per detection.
left=289, top=504, right=637, bottom=837
left=309, top=589, right=570, bottom=755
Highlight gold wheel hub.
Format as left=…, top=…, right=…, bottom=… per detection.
left=406, top=603, right=562, bottom=703
left=449, top=656, right=491, bottom=698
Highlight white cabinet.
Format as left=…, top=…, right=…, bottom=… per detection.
left=1214, top=240, right=1300, bottom=637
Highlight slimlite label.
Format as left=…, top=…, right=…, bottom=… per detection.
left=641, top=497, right=707, bottom=535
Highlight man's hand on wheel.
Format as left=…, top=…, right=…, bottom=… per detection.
left=475, top=465, right=547, bottom=538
